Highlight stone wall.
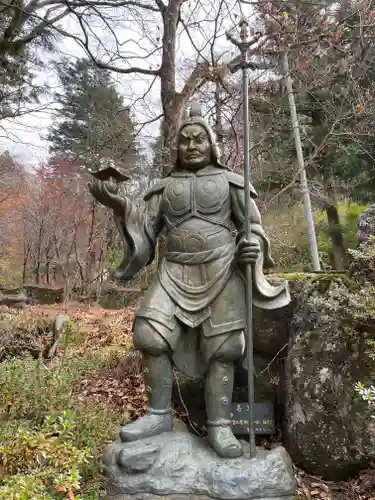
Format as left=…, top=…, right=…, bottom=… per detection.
left=24, top=285, right=64, bottom=304
left=0, top=285, right=65, bottom=306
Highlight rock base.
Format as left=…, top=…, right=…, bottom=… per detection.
left=107, top=495, right=294, bottom=500
left=103, top=420, right=296, bottom=500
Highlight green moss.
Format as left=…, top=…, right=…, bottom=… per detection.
left=277, top=272, right=347, bottom=281
left=277, top=272, right=313, bottom=280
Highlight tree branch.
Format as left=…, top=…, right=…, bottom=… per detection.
left=48, top=23, right=161, bottom=76
left=67, top=0, right=161, bottom=10
left=176, top=61, right=212, bottom=109
left=154, top=0, right=165, bottom=12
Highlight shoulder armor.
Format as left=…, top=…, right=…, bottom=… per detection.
left=144, top=178, right=168, bottom=201
left=225, top=170, right=258, bottom=197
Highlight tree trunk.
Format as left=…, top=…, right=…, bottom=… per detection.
left=95, top=240, right=106, bottom=300
left=323, top=169, right=347, bottom=270
left=45, top=260, right=50, bottom=285
left=310, top=107, right=347, bottom=270
left=84, top=200, right=97, bottom=292
left=35, top=225, right=43, bottom=285
left=22, top=239, right=30, bottom=284
left=159, top=2, right=180, bottom=175
left=158, top=0, right=212, bottom=175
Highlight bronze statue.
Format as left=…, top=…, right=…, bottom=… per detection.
left=89, top=105, right=289, bottom=459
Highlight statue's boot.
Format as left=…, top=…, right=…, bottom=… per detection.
left=205, top=360, right=243, bottom=458
left=120, top=352, right=173, bottom=442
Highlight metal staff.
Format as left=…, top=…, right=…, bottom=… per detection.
left=226, top=18, right=264, bottom=458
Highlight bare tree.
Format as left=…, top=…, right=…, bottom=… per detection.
left=32, top=0, right=245, bottom=172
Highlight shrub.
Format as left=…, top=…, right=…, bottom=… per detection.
left=315, top=202, right=368, bottom=256
left=0, top=407, right=115, bottom=499
left=0, top=331, right=129, bottom=499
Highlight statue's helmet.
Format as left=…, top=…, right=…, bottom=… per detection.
left=175, top=103, right=223, bottom=168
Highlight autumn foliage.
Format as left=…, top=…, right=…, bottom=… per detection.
left=0, top=155, right=110, bottom=293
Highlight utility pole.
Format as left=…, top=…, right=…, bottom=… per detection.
left=281, top=52, right=321, bottom=271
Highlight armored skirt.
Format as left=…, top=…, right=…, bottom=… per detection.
left=112, top=167, right=290, bottom=378
left=134, top=242, right=246, bottom=377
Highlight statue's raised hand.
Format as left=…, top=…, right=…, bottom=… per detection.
left=88, top=179, right=126, bottom=215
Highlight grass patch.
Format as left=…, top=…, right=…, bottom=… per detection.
left=0, top=308, right=135, bottom=500
left=264, top=201, right=367, bottom=272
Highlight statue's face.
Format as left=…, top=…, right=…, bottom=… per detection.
left=178, top=124, right=211, bottom=170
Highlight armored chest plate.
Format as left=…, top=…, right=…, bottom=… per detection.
left=162, top=171, right=230, bottom=229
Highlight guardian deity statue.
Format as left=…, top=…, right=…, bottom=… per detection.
left=89, top=104, right=289, bottom=459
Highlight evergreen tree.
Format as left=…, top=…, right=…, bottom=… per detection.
left=0, top=0, right=56, bottom=120
left=244, top=0, right=375, bottom=268
left=48, top=58, right=141, bottom=176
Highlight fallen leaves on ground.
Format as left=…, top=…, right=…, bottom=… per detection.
left=75, top=371, right=148, bottom=420
left=3, top=302, right=375, bottom=499
left=20, top=302, right=147, bottom=419
left=21, top=302, right=135, bottom=348
left=295, top=467, right=375, bottom=499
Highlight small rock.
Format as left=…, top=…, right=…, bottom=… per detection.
left=0, top=292, right=28, bottom=308
left=117, top=444, right=159, bottom=473
left=46, top=314, right=70, bottom=358
left=357, top=203, right=375, bottom=246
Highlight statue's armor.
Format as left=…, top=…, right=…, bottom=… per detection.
left=133, top=165, right=247, bottom=378
left=90, top=104, right=291, bottom=457
left=162, top=169, right=233, bottom=254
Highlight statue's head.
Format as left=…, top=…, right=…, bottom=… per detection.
left=176, top=103, right=221, bottom=171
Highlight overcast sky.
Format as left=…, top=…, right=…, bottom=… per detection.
left=0, top=0, right=254, bottom=169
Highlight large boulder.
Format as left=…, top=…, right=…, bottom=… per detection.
left=252, top=275, right=310, bottom=358
left=253, top=302, right=294, bottom=358
left=0, top=287, right=29, bottom=308
left=284, top=275, right=375, bottom=480
left=349, top=243, right=375, bottom=287
left=24, top=285, right=64, bottom=304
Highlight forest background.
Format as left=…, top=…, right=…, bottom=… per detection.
left=1, top=1, right=375, bottom=498
left=2, top=0, right=375, bottom=295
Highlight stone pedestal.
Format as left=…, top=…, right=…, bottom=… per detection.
left=103, top=421, right=296, bottom=500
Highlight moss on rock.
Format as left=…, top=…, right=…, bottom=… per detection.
left=284, top=274, right=375, bottom=480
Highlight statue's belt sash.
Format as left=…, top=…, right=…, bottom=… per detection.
left=165, top=243, right=235, bottom=264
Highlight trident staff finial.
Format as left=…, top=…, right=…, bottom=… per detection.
left=225, top=17, right=260, bottom=52
left=226, top=18, right=267, bottom=73
left=239, top=16, right=250, bottom=42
